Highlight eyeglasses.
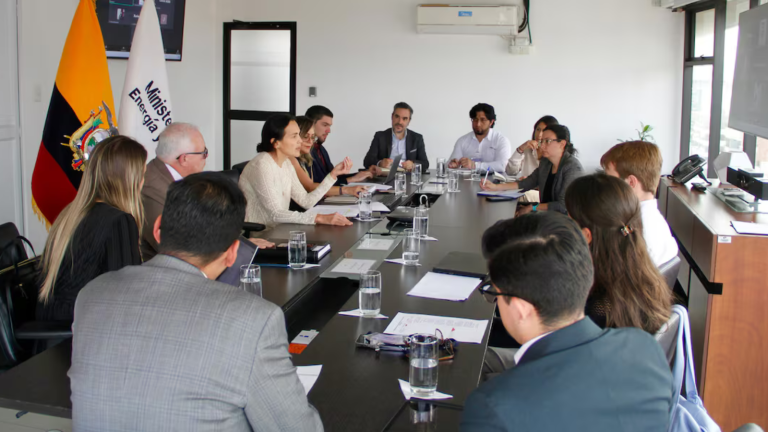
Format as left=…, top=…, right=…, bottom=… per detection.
left=477, top=282, right=515, bottom=304
left=301, top=135, right=318, bottom=144
left=177, top=147, right=208, bottom=160
left=540, top=138, right=561, bottom=146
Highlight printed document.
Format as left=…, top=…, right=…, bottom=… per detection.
left=407, top=272, right=481, bottom=301
left=384, top=313, right=489, bottom=344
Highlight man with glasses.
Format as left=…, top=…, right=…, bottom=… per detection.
left=463, top=212, right=672, bottom=432
left=447, top=103, right=512, bottom=173
left=141, top=122, right=272, bottom=260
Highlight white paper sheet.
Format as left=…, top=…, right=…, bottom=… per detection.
left=398, top=379, right=452, bottom=401
left=306, top=205, right=359, bottom=217
left=296, top=365, right=322, bottom=395
left=371, top=202, right=390, bottom=212
left=338, top=309, right=389, bottom=319
left=330, top=258, right=377, bottom=274
left=731, top=221, right=768, bottom=235
left=384, top=313, right=489, bottom=344
left=407, top=272, right=481, bottom=302
left=358, top=238, right=395, bottom=250
left=385, top=258, right=422, bottom=267
left=347, top=182, right=393, bottom=191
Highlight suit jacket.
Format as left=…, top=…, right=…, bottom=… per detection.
left=518, top=151, right=584, bottom=214
left=461, top=318, right=672, bottom=432
left=140, top=158, right=174, bottom=260
left=69, top=254, right=323, bottom=432
left=363, top=128, right=429, bottom=170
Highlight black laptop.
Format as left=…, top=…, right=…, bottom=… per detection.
left=433, top=252, right=488, bottom=279
left=369, top=154, right=402, bottom=185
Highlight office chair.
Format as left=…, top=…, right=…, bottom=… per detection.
left=232, top=161, right=249, bottom=175
left=654, top=311, right=681, bottom=368
left=220, top=169, right=240, bottom=185
left=659, top=255, right=682, bottom=290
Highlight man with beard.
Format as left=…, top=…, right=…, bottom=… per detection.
left=363, top=102, right=429, bottom=171
left=306, top=105, right=374, bottom=184
left=448, top=103, right=512, bottom=173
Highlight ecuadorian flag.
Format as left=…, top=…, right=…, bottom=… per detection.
left=31, top=0, right=115, bottom=227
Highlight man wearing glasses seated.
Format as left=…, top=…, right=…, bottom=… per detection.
left=463, top=212, right=672, bottom=432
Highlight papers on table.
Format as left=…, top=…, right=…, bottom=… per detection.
left=407, top=272, right=481, bottom=301
left=384, top=313, right=489, bottom=344
left=348, top=182, right=393, bottom=191
left=296, top=365, right=322, bottom=395
left=731, top=221, right=768, bottom=235
left=306, top=205, right=359, bottom=218
left=330, top=258, right=377, bottom=274
left=358, top=238, right=395, bottom=250
left=371, top=202, right=390, bottom=212
left=385, top=258, right=421, bottom=267
left=338, top=309, right=389, bottom=319
left=477, top=189, right=524, bottom=198
left=398, top=379, right=453, bottom=401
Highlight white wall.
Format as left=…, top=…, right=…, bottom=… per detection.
left=16, top=0, right=683, bottom=250
left=216, top=0, right=684, bottom=176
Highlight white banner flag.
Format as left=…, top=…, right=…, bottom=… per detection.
left=118, top=0, right=173, bottom=157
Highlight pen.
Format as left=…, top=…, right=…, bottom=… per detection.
left=483, top=167, right=490, bottom=185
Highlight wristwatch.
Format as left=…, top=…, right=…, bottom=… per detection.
left=339, top=186, right=343, bottom=195
left=532, top=203, right=539, bottom=212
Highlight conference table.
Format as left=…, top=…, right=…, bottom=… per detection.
left=0, top=173, right=518, bottom=431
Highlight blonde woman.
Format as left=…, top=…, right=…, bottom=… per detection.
left=291, top=116, right=367, bottom=197
left=37, top=136, right=147, bottom=323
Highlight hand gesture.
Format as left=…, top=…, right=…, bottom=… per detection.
left=331, top=157, right=353, bottom=177
left=448, top=159, right=459, bottom=169
left=402, top=160, right=415, bottom=171
left=518, top=140, right=538, bottom=153
left=379, top=158, right=394, bottom=168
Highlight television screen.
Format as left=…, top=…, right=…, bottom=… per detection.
left=730, top=3, right=768, bottom=139
left=96, top=0, right=186, bottom=61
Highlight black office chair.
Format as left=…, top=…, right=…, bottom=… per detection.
left=220, top=169, right=240, bottom=185
left=659, top=255, right=682, bottom=291
left=232, top=161, right=249, bottom=175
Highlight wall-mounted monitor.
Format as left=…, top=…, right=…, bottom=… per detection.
left=729, top=3, right=768, bottom=139
left=96, top=0, right=186, bottom=61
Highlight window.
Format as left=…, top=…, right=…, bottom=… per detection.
left=720, top=0, right=750, bottom=155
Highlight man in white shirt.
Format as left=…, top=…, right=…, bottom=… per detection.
left=601, top=141, right=679, bottom=267
left=448, top=103, right=512, bottom=173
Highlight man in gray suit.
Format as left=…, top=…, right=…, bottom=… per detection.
left=69, top=172, right=323, bottom=432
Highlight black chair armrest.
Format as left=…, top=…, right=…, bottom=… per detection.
left=15, top=321, right=72, bottom=340
left=243, top=222, right=267, bottom=237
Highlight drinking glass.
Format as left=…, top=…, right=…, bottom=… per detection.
left=436, top=158, right=447, bottom=178
left=288, top=231, right=307, bottom=269
left=411, top=163, right=422, bottom=185
left=402, top=228, right=420, bottom=266
left=239, top=264, right=262, bottom=297
left=395, top=172, right=406, bottom=196
left=409, top=334, right=438, bottom=396
left=359, top=270, right=382, bottom=317
left=413, top=207, right=429, bottom=239
left=447, top=170, right=460, bottom=192
left=358, top=191, right=373, bottom=220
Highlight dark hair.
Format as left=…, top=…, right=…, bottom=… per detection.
left=469, top=103, right=497, bottom=127
left=159, top=172, right=246, bottom=265
left=256, top=114, right=295, bottom=153
left=532, top=115, right=559, bottom=140
left=565, top=173, right=671, bottom=334
left=544, top=124, right=577, bottom=156
left=393, top=102, right=413, bottom=117
left=484, top=212, right=594, bottom=327
left=295, top=115, right=314, bottom=139
left=305, top=105, right=334, bottom=122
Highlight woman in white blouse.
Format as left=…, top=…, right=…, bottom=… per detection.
left=505, top=115, right=558, bottom=179
left=239, top=115, right=353, bottom=228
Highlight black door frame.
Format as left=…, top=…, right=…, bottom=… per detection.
left=222, top=21, right=297, bottom=169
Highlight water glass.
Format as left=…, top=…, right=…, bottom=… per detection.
left=395, top=172, right=406, bottom=196
left=359, top=270, right=382, bottom=317
left=411, top=163, right=422, bottom=185
left=413, top=207, right=429, bottom=239
left=288, top=231, right=307, bottom=269
left=402, top=228, right=420, bottom=266
left=471, top=168, right=482, bottom=182
left=239, top=265, right=262, bottom=297
left=436, top=158, right=447, bottom=178
left=358, top=190, right=373, bottom=220
left=447, top=170, right=460, bottom=192
left=409, top=334, right=438, bottom=396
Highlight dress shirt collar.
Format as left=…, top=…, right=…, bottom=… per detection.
left=472, top=128, right=496, bottom=144
left=164, top=163, right=184, bottom=181
left=514, top=330, right=553, bottom=365
left=392, top=129, right=407, bottom=141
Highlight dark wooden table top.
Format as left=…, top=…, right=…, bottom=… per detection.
left=0, top=174, right=518, bottom=431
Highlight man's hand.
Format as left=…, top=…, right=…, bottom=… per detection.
left=402, top=160, right=415, bottom=171
left=480, top=181, right=502, bottom=191
left=379, top=158, right=394, bottom=168
left=448, top=159, right=459, bottom=169
left=459, top=158, right=475, bottom=169
left=368, top=165, right=383, bottom=177
left=248, top=238, right=276, bottom=248
left=342, top=186, right=368, bottom=197
left=349, top=170, right=374, bottom=183
left=315, top=213, right=353, bottom=226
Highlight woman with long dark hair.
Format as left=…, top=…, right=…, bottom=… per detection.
left=565, top=173, right=671, bottom=334
left=238, top=114, right=353, bottom=228
left=37, top=136, right=147, bottom=323
left=482, top=124, right=584, bottom=215
left=505, top=115, right=558, bottom=179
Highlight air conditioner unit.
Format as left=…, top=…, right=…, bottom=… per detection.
left=417, top=5, right=519, bottom=36
left=653, top=0, right=699, bottom=9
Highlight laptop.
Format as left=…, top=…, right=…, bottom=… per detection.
left=369, top=154, right=402, bottom=185
left=433, top=251, right=488, bottom=279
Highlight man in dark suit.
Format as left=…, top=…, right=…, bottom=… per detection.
left=462, top=212, right=673, bottom=432
left=363, top=102, right=429, bottom=171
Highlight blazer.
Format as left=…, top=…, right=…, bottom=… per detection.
left=140, top=158, right=175, bottom=260
left=69, top=254, right=323, bottom=432
left=461, top=318, right=672, bottom=432
left=363, top=128, right=429, bottom=170
left=518, top=151, right=584, bottom=214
